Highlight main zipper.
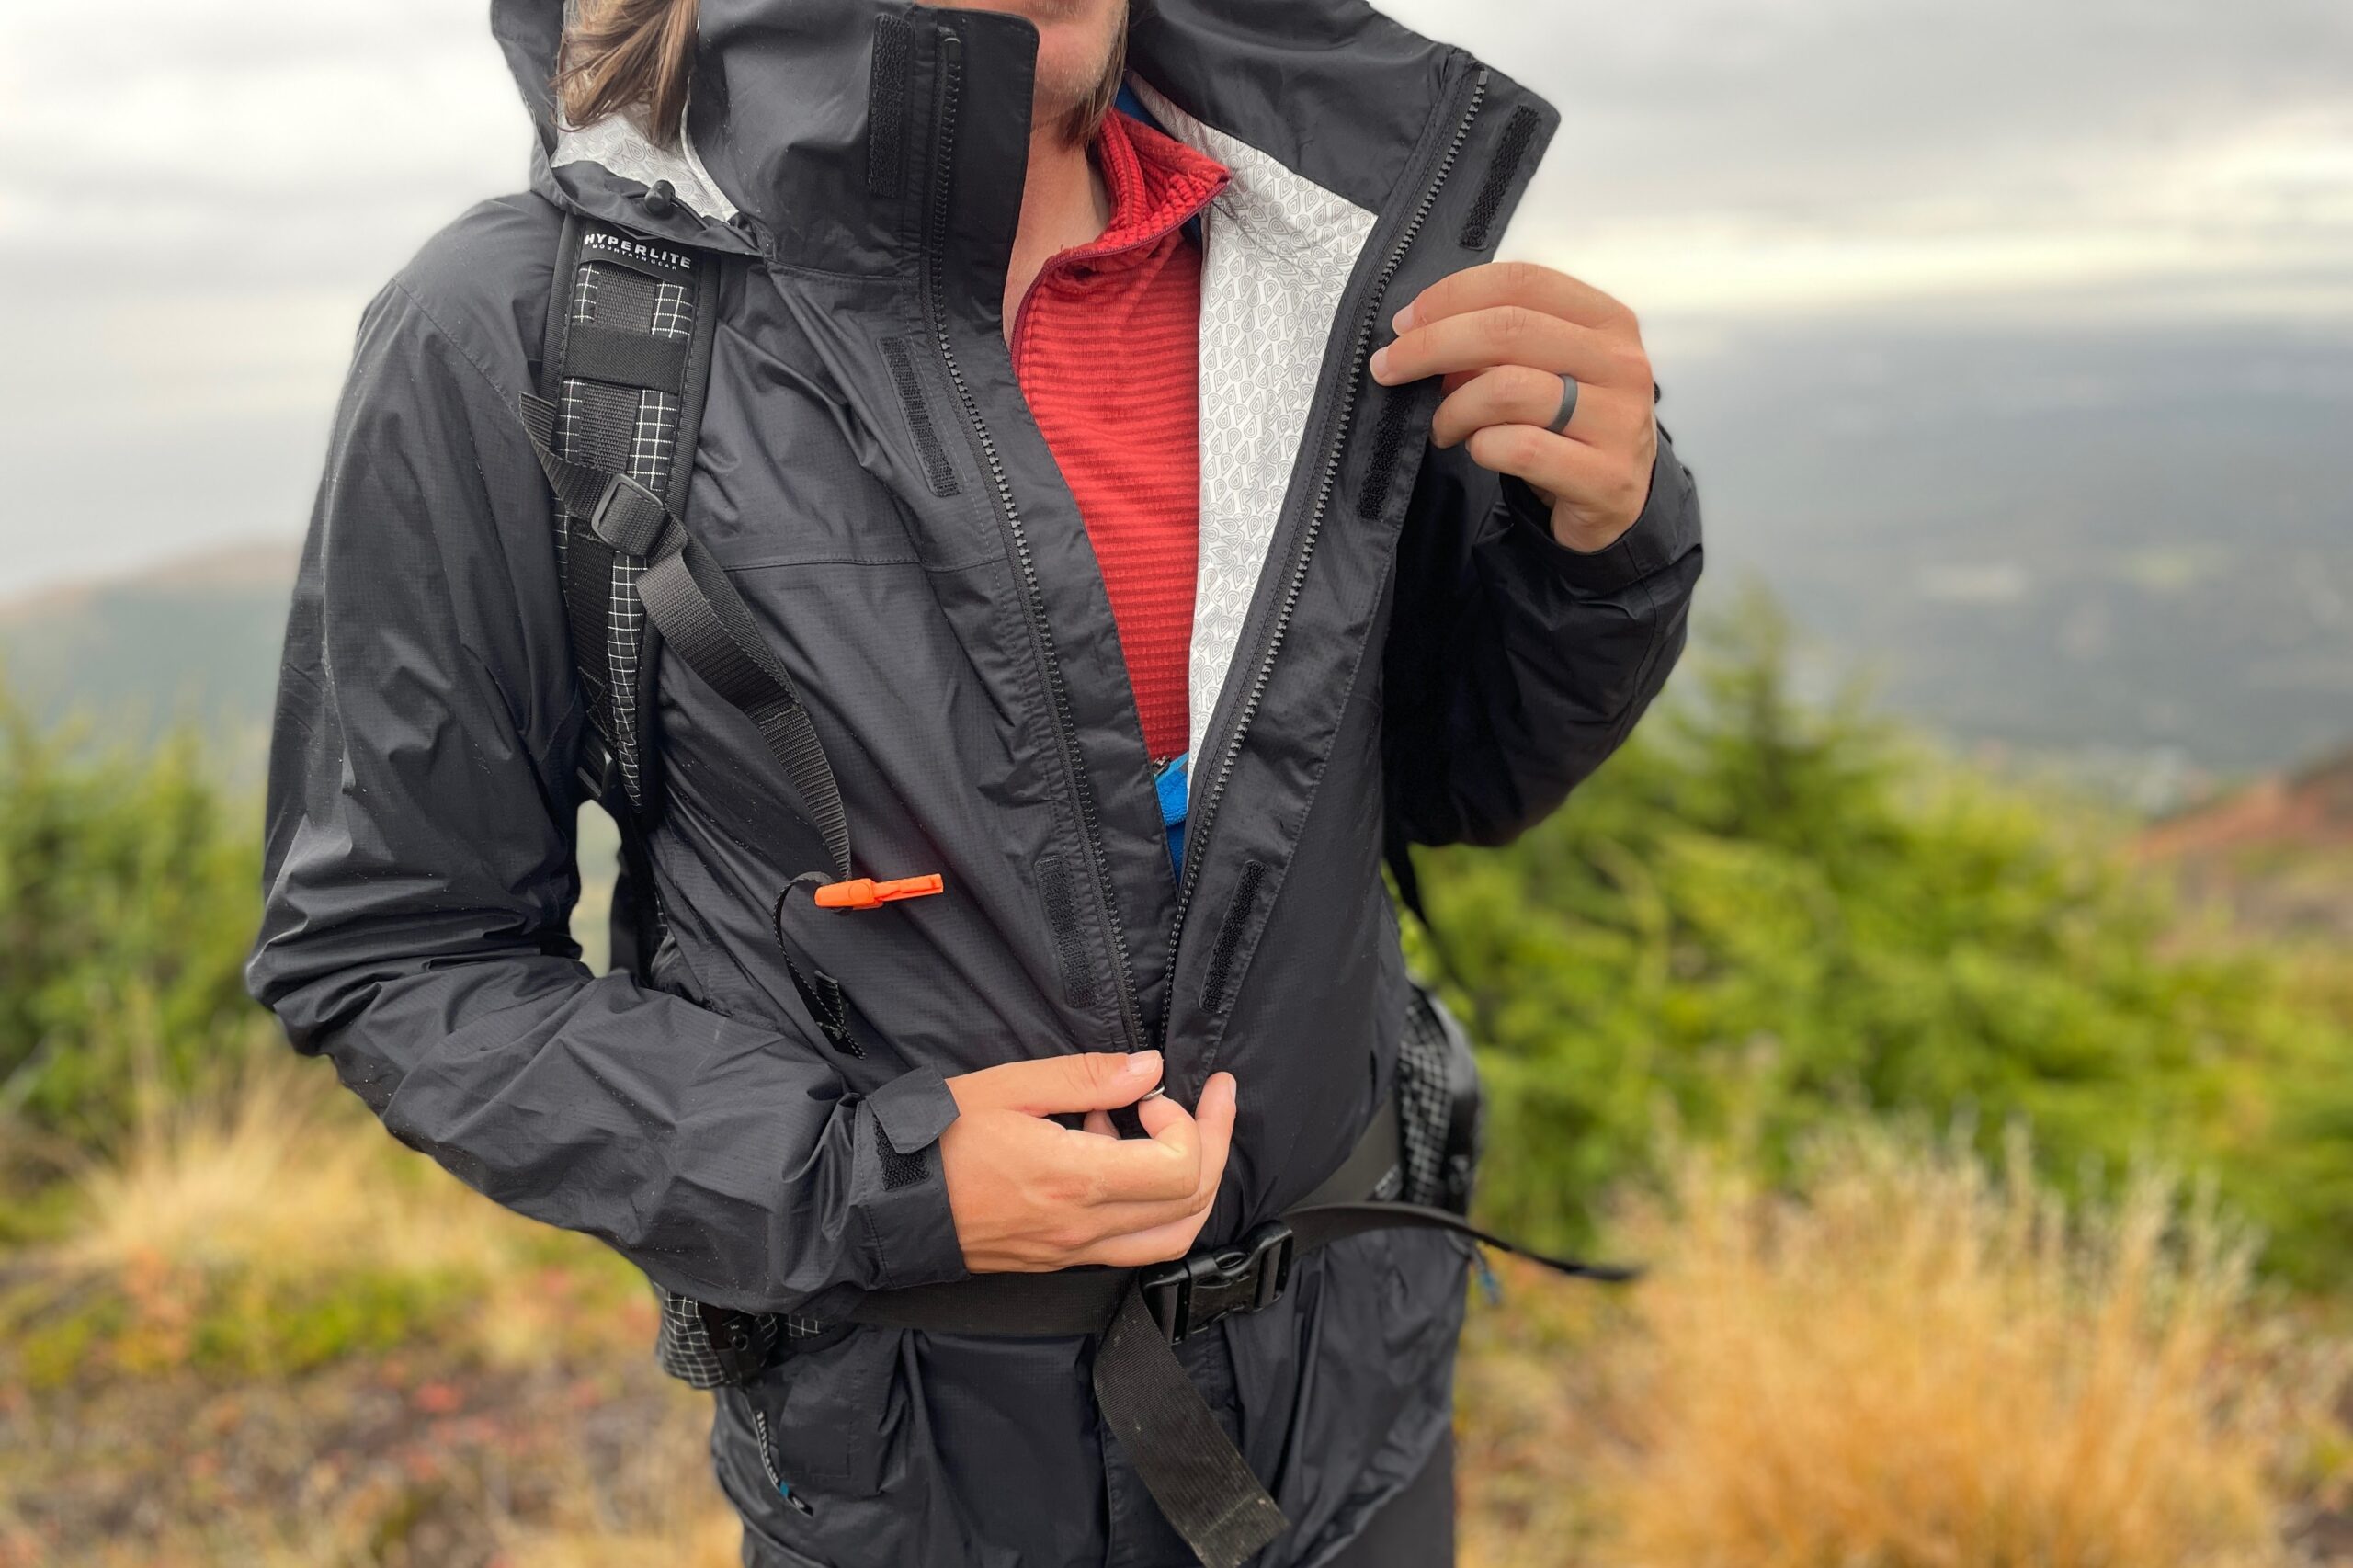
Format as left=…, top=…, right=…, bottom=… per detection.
left=1160, top=65, right=1493, bottom=1037
left=922, top=30, right=1149, bottom=1056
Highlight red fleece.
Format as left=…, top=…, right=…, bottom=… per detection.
left=1013, top=109, right=1230, bottom=766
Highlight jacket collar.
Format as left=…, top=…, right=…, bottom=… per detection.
left=494, top=0, right=1474, bottom=275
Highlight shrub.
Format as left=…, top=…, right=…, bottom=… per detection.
left=1418, top=587, right=2353, bottom=1284
left=0, top=693, right=260, bottom=1146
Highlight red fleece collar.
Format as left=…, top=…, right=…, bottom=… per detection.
left=1073, top=108, right=1232, bottom=263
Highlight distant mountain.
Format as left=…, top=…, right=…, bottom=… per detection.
left=0, top=540, right=298, bottom=783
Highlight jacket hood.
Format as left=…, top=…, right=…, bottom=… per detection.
left=492, top=0, right=1485, bottom=273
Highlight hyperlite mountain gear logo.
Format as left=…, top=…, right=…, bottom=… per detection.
left=581, top=229, right=697, bottom=280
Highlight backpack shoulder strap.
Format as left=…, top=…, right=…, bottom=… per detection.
left=533, top=216, right=836, bottom=1390
left=524, top=217, right=854, bottom=887
left=538, top=214, right=721, bottom=822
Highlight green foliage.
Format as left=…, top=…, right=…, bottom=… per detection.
left=0, top=691, right=260, bottom=1142
left=10, top=1262, right=477, bottom=1387
left=1423, top=585, right=2353, bottom=1285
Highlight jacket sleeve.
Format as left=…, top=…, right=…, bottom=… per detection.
left=246, top=278, right=968, bottom=1314
left=1381, top=424, right=1703, bottom=849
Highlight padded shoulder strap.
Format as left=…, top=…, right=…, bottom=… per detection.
left=540, top=216, right=722, bottom=819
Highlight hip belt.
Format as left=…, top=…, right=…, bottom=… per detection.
left=837, top=1096, right=1633, bottom=1568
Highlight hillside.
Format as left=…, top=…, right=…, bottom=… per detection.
left=0, top=540, right=297, bottom=781
left=2138, top=749, right=2353, bottom=939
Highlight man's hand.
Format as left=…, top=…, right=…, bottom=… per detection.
left=940, top=1051, right=1238, bottom=1273
left=1370, top=261, right=1658, bottom=554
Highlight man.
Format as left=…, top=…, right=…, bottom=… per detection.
left=248, top=0, right=1702, bottom=1562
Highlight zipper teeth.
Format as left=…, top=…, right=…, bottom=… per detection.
left=1164, top=68, right=1493, bottom=996
left=751, top=1409, right=785, bottom=1492
left=925, top=34, right=1149, bottom=1055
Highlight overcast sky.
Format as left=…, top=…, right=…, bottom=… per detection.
left=3, top=0, right=2348, bottom=590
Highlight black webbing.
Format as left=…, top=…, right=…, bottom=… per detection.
left=1383, top=826, right=1473, bottom=996
left=1090, top=1197, right=1640, bottom=1568
left=517, top=393, right=855, bottom=883
left=563, top=519, right=620, bottom=718
left=1281, top=1201, right=1642, bottom=1283
left=847, top=1262, right=1130, bottom=1335
left=842, top=1199, right=1632, bottom=1339
left=1095, top=1282, right=1290, bottom=1568
left=636, top=532, right=852, bottom=881
left=563, top=323, right=690, bottom=395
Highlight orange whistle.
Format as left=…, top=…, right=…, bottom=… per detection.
left=813, top=874, right=946, bottom=911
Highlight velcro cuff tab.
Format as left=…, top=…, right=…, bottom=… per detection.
left=869, top=1068, right=960, bottom=1154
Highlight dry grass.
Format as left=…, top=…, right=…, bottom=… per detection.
left=23, top=1043, right=644, bottom=1379
left=64, top=1044, right=505, bottom=1283
left=1578, top=1130, right=2333, bottom=1568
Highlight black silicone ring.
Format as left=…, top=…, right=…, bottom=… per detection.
left=1548, top=374, right=1581, bottom=436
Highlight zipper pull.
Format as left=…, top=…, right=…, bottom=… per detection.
left=813, top=874, right=947, bottom=911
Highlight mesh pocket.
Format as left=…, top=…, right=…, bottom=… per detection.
left=1393, top=983, right=1483, bottom=1215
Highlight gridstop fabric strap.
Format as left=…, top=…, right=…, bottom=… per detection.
left=534, top=219, right=710, bottom=814
left=523, top=217, right=847, bottom=1392
left=523, top=217, right=852, bottom=885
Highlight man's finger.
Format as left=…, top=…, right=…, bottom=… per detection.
left=1059, top=1100, right=1201, bottom=1205
left=1189, top=1073, right=1237, bottom=1201
left=1071, top=1075, right=1239, bottom=1263
left=949, top=1050, right=1162, bottom=1117
left=1392, top=260, right=1634, bottom=336
left=1076, top=1210, right=1215, bottom=1269
left=1430, top=364, right=1605, bottom=450
left=1462, top=424, right=1651, bottom=530
left=1137, top=1074, right=1237, bottom=1197
left=1080, top=1108, right=1118, bottom=1138
left=1370, top=307, right=1631, bottom=390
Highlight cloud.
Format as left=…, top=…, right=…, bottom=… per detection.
left=1380, top=0, right=2353, bottom=315
left=0, top=0, right=2345, bottom=587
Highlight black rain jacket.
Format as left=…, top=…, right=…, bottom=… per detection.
left=248, top=1, right=1703, bottom=1562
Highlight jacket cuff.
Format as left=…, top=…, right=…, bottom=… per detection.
left=1497, top=438, right=1700, bottom=597
left=850, top=1068, right=968, bottom=1291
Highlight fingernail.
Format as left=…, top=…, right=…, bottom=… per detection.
left=1391, top=302, right=1416, bottom=334
left=1369, top=346, right=1392, bottom=381
left=1124, top=1050, right=1162, bottom=1078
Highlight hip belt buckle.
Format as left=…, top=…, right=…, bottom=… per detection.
left=1139, top=1221, right=1295, bottom=1345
